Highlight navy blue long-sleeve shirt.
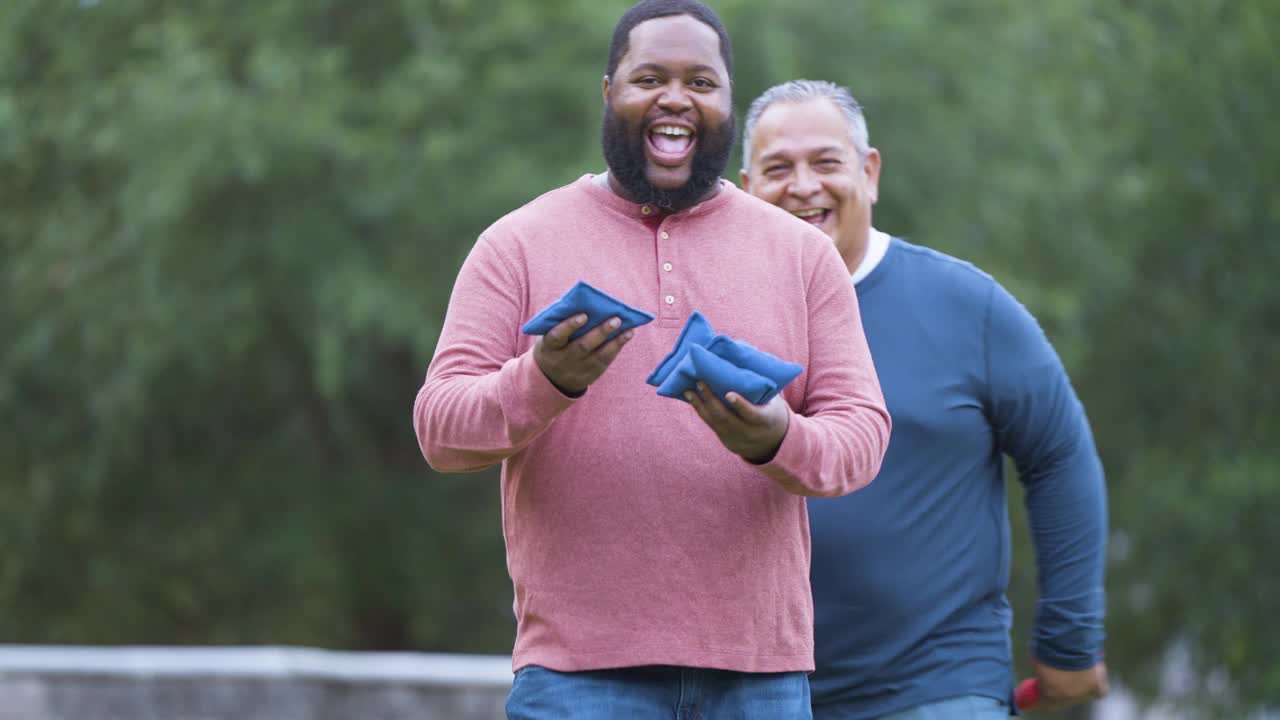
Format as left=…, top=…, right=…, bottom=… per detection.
left=808, top=238, right=1107, bottom=718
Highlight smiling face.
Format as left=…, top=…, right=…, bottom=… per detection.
left=741, top=98, right=881, bottom=271
left=602, top=14, right=735, bottom=210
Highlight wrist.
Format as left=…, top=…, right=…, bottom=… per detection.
left=742, top=420, right=789, bottom=465
left=742, top=441, right=782, bottom=465
left=544, top=371, right=586, bottom=398
left=533, top=351, right=587, bottom=398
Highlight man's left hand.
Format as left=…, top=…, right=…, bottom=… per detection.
left=686, top=383, right=790, bottom=464
left=1031, top=659, right=1108, bottom=711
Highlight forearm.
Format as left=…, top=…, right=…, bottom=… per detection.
left=1026, top=446, right=1108, bottom=668
left=413, top=230, right=581, bottom=472
left=759, top=400, right=890, bottom=497
left=414, top=349, right=575, bottom=473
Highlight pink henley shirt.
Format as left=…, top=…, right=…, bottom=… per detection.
left=414, top=175, right=889, bottom=673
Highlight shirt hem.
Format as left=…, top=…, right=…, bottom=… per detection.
left=813, top=686, right=1009, bottom=720
left=513, top=646, right=814, bottom=675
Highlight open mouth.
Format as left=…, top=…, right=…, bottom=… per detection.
left=646, top=123, right=696, bottom=166
left=792, top=208, right=831, bottom=226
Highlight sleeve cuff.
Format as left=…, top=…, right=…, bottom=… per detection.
left=756, top=412, right=844, bottom=497
left=1032, top=597, right=1106, bottom=670
left=499, top=348, right=578, bottom=434
left=1032, top=641, right=1105, bottom=671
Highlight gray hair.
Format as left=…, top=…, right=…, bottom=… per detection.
left=741, top=79, right=870, bottom=171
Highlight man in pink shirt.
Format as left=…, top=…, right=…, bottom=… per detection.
left=414, top=1, right=890, bottom=717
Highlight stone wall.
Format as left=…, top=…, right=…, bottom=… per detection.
left=0, top=645, right=511, bottom=720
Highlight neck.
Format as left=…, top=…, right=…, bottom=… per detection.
left=841, top=228, right=871, bottom=275
left=603, top=171, right=633, bottom=200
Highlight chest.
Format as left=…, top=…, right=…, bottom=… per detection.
left=520, top=216, right=811, bottom=363
left=861, top=292, right=991, bottom=449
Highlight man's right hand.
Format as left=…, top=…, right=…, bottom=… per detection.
left=534, top=314, right=636, bottom=396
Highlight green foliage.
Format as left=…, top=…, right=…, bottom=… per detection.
left=1, top=0, right=1275, bottom=713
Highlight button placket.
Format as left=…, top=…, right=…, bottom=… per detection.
left=657, top=220, right=680, bottom=320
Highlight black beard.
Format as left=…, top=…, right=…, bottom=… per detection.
left=601, top=106, right=737, bottom=212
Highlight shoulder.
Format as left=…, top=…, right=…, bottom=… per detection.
left=706, top=186, right=844, bottom=284
left=482, top=178, right=588, bottom=239
left=724, top=186, right=835, bottom=249
left=884, top=238, right=1006, bottom=308
left=893, top=238, right=994, bottom=286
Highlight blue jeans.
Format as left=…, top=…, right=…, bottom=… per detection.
left=875, top=695, right=1008, bottom=720
left=506, top=665, right=812, bottom=720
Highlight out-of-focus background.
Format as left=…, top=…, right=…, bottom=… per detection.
left=1, top=0, right=1276, bottom=718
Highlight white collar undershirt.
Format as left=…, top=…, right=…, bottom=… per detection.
left=851, top=227, right=891, bottom=285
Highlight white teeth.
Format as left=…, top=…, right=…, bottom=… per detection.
left=793, top=209, right=827, bottom=218
left=651, top=125, right=692, bottom=136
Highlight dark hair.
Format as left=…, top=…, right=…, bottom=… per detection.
left=605, top=0, right=733, bottom=79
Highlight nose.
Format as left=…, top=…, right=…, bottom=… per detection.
left=788, top=164, right=821, bottom=199
left=657, top=79, right=693, bottom=114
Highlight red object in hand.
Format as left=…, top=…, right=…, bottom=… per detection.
left=1015, top=678, right=1041, bottom=710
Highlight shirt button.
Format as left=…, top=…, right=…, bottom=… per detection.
left=664, top=295, right=675, bottom=305
left=663, top=262, right=673, bottom=272
left=660, top=231, right=670, bottom=239
left=641, top=206, right=652, bottom=216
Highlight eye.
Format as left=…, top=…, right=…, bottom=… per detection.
left=815, top=158, right=844, bottom=171
left=635, top=76, right=662, bottom=87
left=763, top=165, right=788, bottom=177
left=690, top=77, right=716, bottom=90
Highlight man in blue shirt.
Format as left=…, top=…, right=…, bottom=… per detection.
left=740, top=79, right=1109, bottom=718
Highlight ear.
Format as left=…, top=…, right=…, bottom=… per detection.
left=602, top=75, right=611, bottom=105
left=739, top=168, right=751, bottom=194
left=863, top=148, right=882, bottom=204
